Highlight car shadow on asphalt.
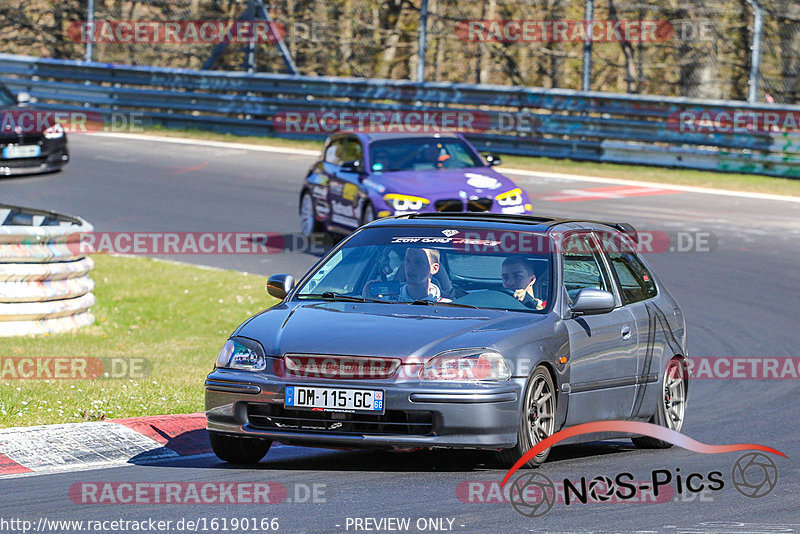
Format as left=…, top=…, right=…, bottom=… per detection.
left=211, top=440, right=638, bottom=473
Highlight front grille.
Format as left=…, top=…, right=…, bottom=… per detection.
left=0, top=134, right=44, bottom=144
left=435, top=199, right=463, bottom=212
left=247, top=403, right=434, bottom=436
left=282, top=354, right=401, bottom=379
left=467, top=198, right=493, bottom=212
left=0, top=157, right=46, bottom=168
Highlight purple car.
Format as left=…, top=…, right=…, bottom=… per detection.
left=299, top=132, right=532, bottom=236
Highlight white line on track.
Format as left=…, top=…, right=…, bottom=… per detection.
left=87, top=132, right=800, bottom=204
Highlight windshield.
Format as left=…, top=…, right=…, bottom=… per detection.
left=295, top=226, right=553, bottom=312
left=0, top=87, right=14, bottom=107
left=369, top=138, right=485, bottom=173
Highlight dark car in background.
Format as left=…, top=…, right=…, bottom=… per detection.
left=206, top=213, right=688, bottom=467
left=299, top=132, right=532, bottom=237
left=0, top=83, right=69, bottom=176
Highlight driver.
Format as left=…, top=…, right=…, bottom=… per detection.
left=501, top=256, right=545, bottom=310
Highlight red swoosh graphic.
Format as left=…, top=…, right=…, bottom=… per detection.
left=501, top=420, right=786, bottom=487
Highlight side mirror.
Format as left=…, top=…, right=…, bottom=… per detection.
left=16, top=91, right=31, bottom=105
left=570, top=288, right=615, bottom=316
left=484, top=154, right=502, bottom=166
left=266, top=273, right=295, bottom=299
left=340, top=160, right=365, bottom=173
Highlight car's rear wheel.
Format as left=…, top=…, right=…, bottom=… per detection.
left=300, top=191, right=323, bottom=237
left=209, top=432, right=272, bottom=464
left=494, top=365, right=556, bottom=468
left=632, top=357, right=686, bottom=449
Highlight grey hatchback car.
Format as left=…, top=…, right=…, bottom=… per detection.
left=205, top=213, right=688, bottom=467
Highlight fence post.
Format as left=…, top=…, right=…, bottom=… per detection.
left=746, top=0, right=763, bottom=102
left=582, top=0, right=594, bottom=91
left=417, top=0, right=429, bottom=83
left=244, top=0, right=257, bottom=72
left=254, top=0, right=299, bottom=75
left=84, top=0, right=95, bottom=62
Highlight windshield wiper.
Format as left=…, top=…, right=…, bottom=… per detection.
left=409, top=299, right=478, bottom=309
left=297, top=292, right=389, bottom=304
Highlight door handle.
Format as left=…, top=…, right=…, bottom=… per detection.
left=621, top=325, right=632, bottom=340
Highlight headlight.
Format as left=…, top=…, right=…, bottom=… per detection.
left=383, top=193, right=430, bottom=212
left=43, top=123, right=65, bottom=139
left=419, top=349, right=511, bottom=381
left=496, top=188, right=523, bottom=206
left=215, top=339, right=266, bottom=372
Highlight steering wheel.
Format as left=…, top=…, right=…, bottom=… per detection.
left=452, top=288, right=528, bottom=309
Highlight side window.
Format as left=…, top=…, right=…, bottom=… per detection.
left=606, top=250, right=658, bottom=304
left=324, top=140, right=342, bottom=165
left=337, top=139, right=363, bottom=164
left=561, top=233, right=613, bottom=303
left=595, top=230, right=657, bottom=304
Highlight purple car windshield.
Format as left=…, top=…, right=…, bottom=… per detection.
left=369, top=138, right=484, bottom=173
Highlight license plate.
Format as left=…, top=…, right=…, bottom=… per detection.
left=284, top=385, right=384, bottom=413
left=3, top=145, right=41, bottom=159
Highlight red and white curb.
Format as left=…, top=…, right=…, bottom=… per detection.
left=0, top=413, right=209, bottom=477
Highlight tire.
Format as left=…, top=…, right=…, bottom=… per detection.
left=209, top=432, right=272, bottom=464
left=300, top=191, right=323, bottom=237
left=493, top=365, right=556, bottom=468
left=632, top=357, right=687, bottom=449
left=360, top=201, right=376, bottom=226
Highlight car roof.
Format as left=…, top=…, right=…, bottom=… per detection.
left=364, top=212, right=637, bottom=240
left=333, top=132, right=462, bottom=143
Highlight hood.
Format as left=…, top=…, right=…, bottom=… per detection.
left=236, top=301, right=547, bottom=361
left=373, top=167, right=519, bottom=198
left=0, top=104, right=57, bottom=135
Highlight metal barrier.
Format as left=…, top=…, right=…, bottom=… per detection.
left=1, top=53, right=800, bottom=177
left=0, top=204, right=95, bottom=337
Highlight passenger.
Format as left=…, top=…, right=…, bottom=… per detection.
left=363, top=247, right=446, bottom=301
left=399, top=248, right=444, bottom=301
left=501, top=257, right=545, bottom=310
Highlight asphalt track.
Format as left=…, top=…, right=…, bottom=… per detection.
left=1, top=133, right=799, bottom=533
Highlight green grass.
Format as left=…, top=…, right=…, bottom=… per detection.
left=0, top=255, right=277, bottom=428
left=134, top=125, right=800, bottom=197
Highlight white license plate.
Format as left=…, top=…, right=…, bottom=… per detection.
left=284, top=385, right=384, bottom=413
left=3, top=145, right=41, bottom=159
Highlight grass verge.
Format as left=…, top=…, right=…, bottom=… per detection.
left=134, top=126, right=800, bottom=197
left=0, top=254, right=277, bottom=428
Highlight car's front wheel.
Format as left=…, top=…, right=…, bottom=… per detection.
left=209, top=432, right=272, bottom=464
left=632, top=356, right=687, bottom=449
left=494, top=365, right=556, bottom=468
left=300, top=191, right=323, bottom=237
left=360, top=201, right=376, bottom=226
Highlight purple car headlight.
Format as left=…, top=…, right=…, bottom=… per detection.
left=496, top=188, right=523, bottom=207
left=383, top=193, right=430, bottom=212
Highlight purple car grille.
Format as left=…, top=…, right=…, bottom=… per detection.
left=434, top=198, right=493, bottom=212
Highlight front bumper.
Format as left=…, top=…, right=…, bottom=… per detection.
left=205, top=368, right=524, bottom=450
left=0, top=143, right=68, bottom=176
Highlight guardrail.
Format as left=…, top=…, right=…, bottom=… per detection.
left=1, top=53, right=800, bottom=177
left=0, top=204, right=95, bottom=337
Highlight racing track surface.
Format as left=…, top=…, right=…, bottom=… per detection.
left=1, top=134, right=799, bottom=533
